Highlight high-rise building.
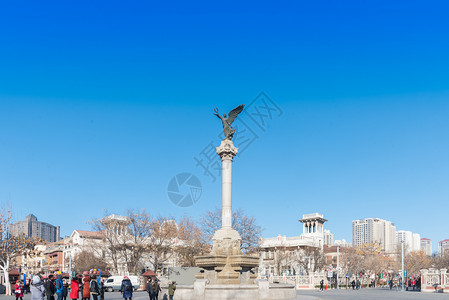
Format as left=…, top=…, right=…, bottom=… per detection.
left=352, top=218, right=396, bottom=253
left=439, top=239, right=449, bottom=256
left=421, top=238, right=432, bottom=256
left=323, top=229, right=334, bottom=246
left=412, top=233, right=421, bottom=252
left=396, top=230, right=421, bottom=253
left=10, top=214, right=60, bottom=242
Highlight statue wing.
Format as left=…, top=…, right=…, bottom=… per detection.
left=226, top=104, right=245, bottom=124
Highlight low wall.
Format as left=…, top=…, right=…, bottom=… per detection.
left=269, top=275, right=323, bottom=289
left=421, top=268, right=448, bottom=293
left=160, top=280, right=296, bottom=300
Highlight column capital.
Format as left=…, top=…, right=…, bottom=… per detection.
left=216, top=139, right=238, bottom=160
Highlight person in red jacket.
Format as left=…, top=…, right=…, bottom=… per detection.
left=15, top=280, right=24, bottom=300
left=82, top=276, right=90, bottom=300
left=70, top=277, right=80, bottom=300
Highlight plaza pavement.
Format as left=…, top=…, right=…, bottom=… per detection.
left=2, top=291, right=156, bottom=300
left=294, top=287, right=449, bottom=300
left=4, top=289, right=449, bottom=300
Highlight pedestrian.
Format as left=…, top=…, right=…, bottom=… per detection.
left=78, top=277, right=84, bottom=300
left=99, top=278, right=105, bottom=300
left=45, top=275, right=56, bottom=300
left=15, top=280, right=24, bottom=300
left=25, top=280, right=31, bottom=294
left=168, top=281, right=176, bottom=300
left=56, top=274, right=64, bottom=300
left=389, top=279, right=393, bottom=290
left=351, top=280, right=355, bottom=290
left=146, top=278, right=154, bottom=300
left=63, top=280, right=68, bottom=300
left=90, top=275, right=100, bottom=300
left=70, top=277, right=80, bottom=300
left=120, top=276, right=133, bottom=300
left=152, top=279, right=161, bottom=300
left=356, top=279, right=360, bottom=290
left=31, top=275, right=46, bottom=300
left=82, top=276, right=91, bottom=300
left=319, top=279, right=324, bottom=291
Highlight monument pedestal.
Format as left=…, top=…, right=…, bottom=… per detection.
left=195, top=140, right=259, bottom=285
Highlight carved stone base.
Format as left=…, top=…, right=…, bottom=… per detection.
left=212, top=227, right=242, bottom=256
left=195, top=254, right=259, bottom=285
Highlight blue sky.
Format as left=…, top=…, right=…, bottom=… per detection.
left=1, top=0, right=448, bottom=252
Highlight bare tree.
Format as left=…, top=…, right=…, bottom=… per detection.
left=0, top=209, right=40, bottom=295
left=295, top=246, right=325, bottom=275
left=118, top=209, right=154, bottom=275
left=272, top=245, right=296, bottom=276
left=176, top=216, right=209, bottom=267
left=73, top=250, right=108, bottom=274
left=147, top=216, right=179, bottom=273
left=90, top=212, right=128, bottom=273
left=431, top=253, right=449, bottom=270
left=200, top=207, right=262, bottom=253
left=340, top=247, right=364, bottom=278
left=92, top=210, right=179, bottom=275
left=405, top=251, right=431, bottom=277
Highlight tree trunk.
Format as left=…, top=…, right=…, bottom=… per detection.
left=4, top=269, right=10, bottom=296
left=1, top=262, right=11, bottom=296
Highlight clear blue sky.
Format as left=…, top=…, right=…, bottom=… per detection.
left=1, top=0, right=448, bottom=252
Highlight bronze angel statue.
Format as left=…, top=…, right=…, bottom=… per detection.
left=214, top=104, right=245, bottom=140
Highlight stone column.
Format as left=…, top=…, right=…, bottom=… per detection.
left=216, top=139, right=238, bottom=228
left=211, top=139, right=242, bottom=255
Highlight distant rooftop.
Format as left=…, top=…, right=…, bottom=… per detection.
left=299, top=212, right=327, bottom=223
left=73, top=229, right=104, bottom=238
left=302, top=213, right=323, bottom=219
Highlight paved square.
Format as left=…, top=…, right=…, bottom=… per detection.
left=295, top=288, right=448, bottom=300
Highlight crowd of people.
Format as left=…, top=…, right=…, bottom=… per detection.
left=27, top=274, right=104, bottom=300
left=21, top=274, right=175, bottom=300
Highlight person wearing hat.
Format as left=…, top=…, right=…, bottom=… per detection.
left=168, top=281, right=176, bottom=300
left=120, top=276, right=133, bottom=300
left=152, top=279, right=161, bottom=300
left=55, top=274, right=64, bottom=300
left=30, top=275, right=46, bottom=300
left=82, top=276, right=90, bottom=300
left=15, top=280, right=24, bottom=300
left=89, top=275, right=100, bottom=300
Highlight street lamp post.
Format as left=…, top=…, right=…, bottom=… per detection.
left=401, top=240, right=404, bottom=292
left=336, top=245, right=340, bottom=289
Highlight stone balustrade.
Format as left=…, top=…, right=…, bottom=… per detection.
left=421, top=268, right=448, bottom=293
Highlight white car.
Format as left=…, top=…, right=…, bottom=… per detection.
left=103, top=276, right=140, bottom=292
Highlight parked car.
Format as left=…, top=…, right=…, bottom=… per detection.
left=104, top=276, right=139, bottom=292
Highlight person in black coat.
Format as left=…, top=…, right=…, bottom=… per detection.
left=45, top=275, right=56, bottom=300
left=152, top=279, right=161, bottom=300
left=146, top=279, right=154, bottom=300
left=63, top=281, right=68, bottom=300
